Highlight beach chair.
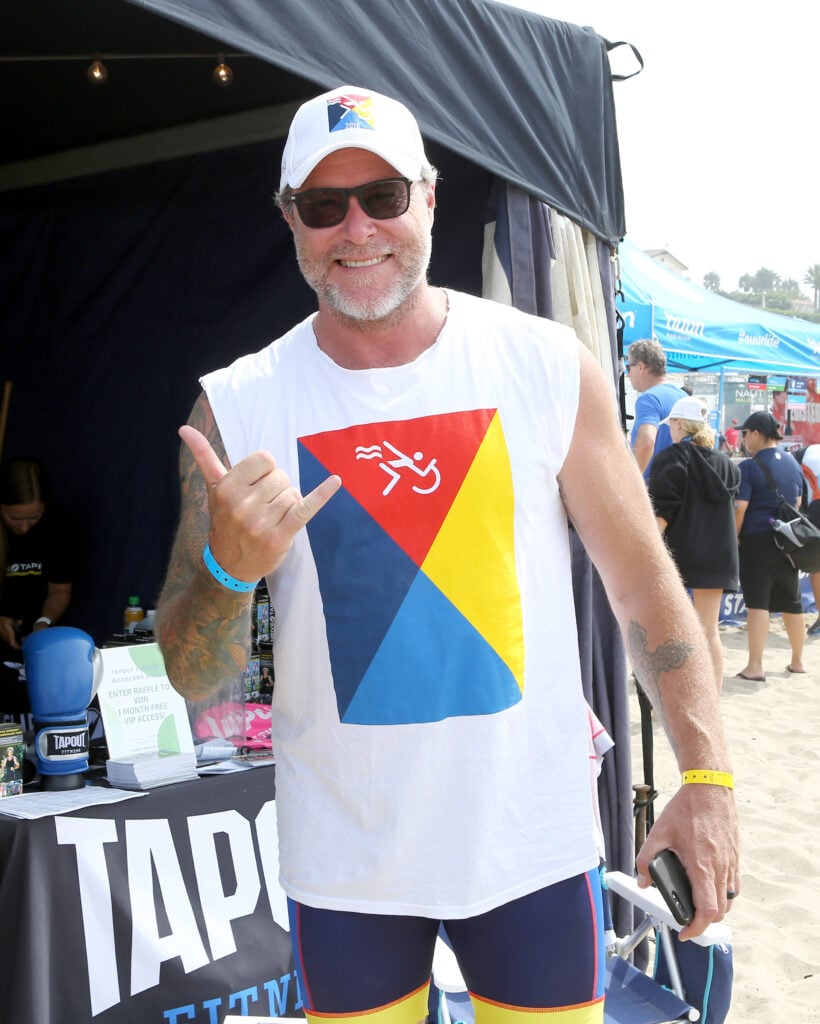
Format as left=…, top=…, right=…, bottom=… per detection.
left=431, top=872, right=732, bottom=1024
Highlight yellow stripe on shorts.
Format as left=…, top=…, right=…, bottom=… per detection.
left=304, top=982, right=430, bottom=1024
left=472, top=992, right=605, bottom=1024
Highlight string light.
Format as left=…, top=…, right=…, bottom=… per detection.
left=87, top=59, right=108, bottom=85
left=213, top=57, right=233, bottom=86
left=1, top=51, right=247, bottom=87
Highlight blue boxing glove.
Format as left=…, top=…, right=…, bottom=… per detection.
left=23, top=626, right=103, bottom=784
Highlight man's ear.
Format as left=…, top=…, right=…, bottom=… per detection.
left=280, top=206, right=297, bottom=233
left=425, top=181, right=436, bottom=223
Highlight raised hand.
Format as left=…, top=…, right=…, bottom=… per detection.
left=180, top=424, right=341, bottom=583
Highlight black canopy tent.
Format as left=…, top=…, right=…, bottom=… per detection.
left=1, top=0, right=636, bottom=907
left=1, top=0, right=626, bottom=239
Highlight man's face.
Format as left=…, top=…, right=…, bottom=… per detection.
left=741, top=429, right=763, bottom=454
left=282, top=149, right=435, bottom=326
left=626, top=357, right=648, bottom=393
left=0, top=500, right=45, bottom=535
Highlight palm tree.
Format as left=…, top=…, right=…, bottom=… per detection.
left=804, top=264, right=820, bottom=310
left=703, top=271, right=721, bottom=292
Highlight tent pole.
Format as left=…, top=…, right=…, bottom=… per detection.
left=718, top=366, right=725, bottom=442
left=0, top=380, right=12, bottom=461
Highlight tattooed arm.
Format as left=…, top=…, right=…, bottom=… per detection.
left=558, top=344, right=738, bottom=939
left=155, top=392, right=340, bottom=701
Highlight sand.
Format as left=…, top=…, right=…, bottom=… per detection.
left=628, top=614, right=820, bottom=1022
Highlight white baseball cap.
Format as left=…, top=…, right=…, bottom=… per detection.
left=280, top=85, right=433, bottom=191
left=661, top=396, right=708, bottom=424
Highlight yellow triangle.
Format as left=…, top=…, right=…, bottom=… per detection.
left=422, top=412, right=524, bottom=690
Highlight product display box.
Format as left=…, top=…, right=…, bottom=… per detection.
left=0, top=722, right=25, bottom=798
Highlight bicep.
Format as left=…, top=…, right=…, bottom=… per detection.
left=558, top=348, right=675, bottom=606
left=633, top=423, right=657, bottom=451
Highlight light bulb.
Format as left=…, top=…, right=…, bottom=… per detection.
left=87, top=59, right=108, bottom=85
left=213, top=60, right=233, bottom=86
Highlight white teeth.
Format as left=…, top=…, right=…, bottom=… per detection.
left=339, top=256, right=388, bottom=268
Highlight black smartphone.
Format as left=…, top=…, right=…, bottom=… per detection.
left=648, top=849, right=695, bottom=926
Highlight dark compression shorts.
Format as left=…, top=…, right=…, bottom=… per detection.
left=288, top=867, right=605, bottom=1024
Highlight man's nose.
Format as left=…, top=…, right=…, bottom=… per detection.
left=340, top=197, right=379, bottom=240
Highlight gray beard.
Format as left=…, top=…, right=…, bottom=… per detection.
left=295, top=234, right=432, bottom=327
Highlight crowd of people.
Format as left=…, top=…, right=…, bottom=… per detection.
left=626, top=339, right=819, bottom=682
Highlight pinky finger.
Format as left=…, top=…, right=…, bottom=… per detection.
left=290, top=474, right=342, bottom=525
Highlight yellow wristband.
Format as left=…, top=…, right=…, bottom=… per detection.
left=682, top=769, right=734, bottom=789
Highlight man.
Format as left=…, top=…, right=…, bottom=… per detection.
left=735, top=411, right=806, bottom=679
left=626, top=338, right=687, bottom=477
left=724, top=419, right=740, bottom=454
left=156, top=85, right=737, bottom=1024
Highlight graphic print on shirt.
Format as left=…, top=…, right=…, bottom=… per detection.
left=298, top=409, right=524, bottom=725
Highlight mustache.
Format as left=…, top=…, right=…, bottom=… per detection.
left=328, top=245, right=395, bottom=260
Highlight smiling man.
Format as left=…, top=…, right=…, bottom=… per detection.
left=156, top=86, right=738, bottom=1024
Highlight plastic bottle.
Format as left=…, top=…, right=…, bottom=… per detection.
left=124, top=595, right=145, bottom=633
left=769, top=517, right=803, bottom=547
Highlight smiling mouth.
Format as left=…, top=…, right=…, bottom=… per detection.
left=337, top=255, right=390, bottom=269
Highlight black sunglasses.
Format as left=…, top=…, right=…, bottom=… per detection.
left=290, top=177, right=413, bottom=229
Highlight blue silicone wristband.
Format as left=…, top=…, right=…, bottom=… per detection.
left=202, top=543, right=258, bottom=593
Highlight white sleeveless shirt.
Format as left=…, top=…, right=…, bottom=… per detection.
left=202, top=290, right=598, bottom=917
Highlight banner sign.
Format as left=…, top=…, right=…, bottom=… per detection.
left=0, top=767, right=301, bottom=1023
left=719, top=576, right=816, bottom=625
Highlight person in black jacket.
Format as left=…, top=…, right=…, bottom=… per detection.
left=649, top=397, right=741, bottom=687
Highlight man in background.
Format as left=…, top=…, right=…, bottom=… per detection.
left=627, top=338, right=687, bottom=478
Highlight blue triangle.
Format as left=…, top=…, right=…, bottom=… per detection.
left=299, top=444, right=418, bottom=719
left=344, top=572, right=522, bottom=725
left=331, top=110, right=374, bottom=133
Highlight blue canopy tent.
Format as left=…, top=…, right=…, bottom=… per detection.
left=618, top=237, right=818, bottom=622
left=617, top=236, right=820, bottom=375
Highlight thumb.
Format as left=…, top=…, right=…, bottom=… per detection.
left=179, top=424, right=227, bottom=487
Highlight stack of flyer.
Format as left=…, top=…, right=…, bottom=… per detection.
left=105, top=750, right=199, bottom=790
left=96, top=643, right=198, bottom=789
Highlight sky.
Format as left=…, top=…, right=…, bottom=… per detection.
left=497, top=1, right=820, bottom=297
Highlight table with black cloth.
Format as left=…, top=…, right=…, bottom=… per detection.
left=0, top=766, right=300, bottom=1023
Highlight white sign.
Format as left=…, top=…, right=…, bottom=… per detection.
left=97, top=644, right=194, bottom=760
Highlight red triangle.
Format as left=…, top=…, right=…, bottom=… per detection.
left=300, top=409, right=496, bottom=564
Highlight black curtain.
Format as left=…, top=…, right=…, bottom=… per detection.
left=0, top=139, right=489, bottom=642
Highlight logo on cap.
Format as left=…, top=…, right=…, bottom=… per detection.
left=327, top=92, right=375, bottom=134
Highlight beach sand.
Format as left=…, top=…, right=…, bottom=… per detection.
left=628, top=614, right=820, bottom=1022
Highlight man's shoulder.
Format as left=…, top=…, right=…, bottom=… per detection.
left=635, top=382, right=682, bottom=418
left=203, top=315, right=315, bottom=387
left=448, top=290, right=577, bottom=338
left=643, top=381, right=685, bottom=403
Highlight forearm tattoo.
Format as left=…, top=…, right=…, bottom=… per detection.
left=156, top=394, right=252, bottom=701
left=627, top=619, right=693, bottom=725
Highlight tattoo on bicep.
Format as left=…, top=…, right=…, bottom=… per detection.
left=627, top=619, right=694, bottom=719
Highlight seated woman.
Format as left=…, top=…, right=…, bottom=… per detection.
left=0, top=458, right=77, bottom=715
left=648, top=398, right=741, bottom=688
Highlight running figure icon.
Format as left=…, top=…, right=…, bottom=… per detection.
left=355, top=440, right=441, bottom=497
